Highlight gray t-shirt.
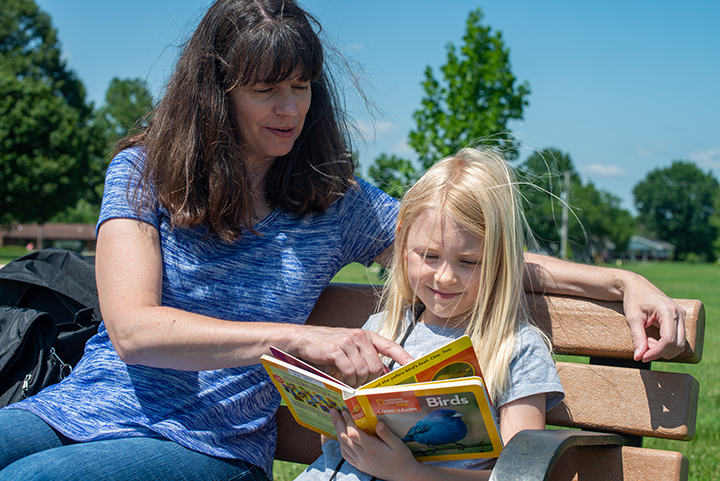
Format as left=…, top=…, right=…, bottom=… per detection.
left=294, top=309, right=564, bottom=481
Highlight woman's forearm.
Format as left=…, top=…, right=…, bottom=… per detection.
left=523, top=252, right=629, bottom=300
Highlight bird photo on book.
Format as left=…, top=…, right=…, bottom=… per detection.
left=371, top=391, right=496, bottom=459
left=401, top=409, right=469, bottom=450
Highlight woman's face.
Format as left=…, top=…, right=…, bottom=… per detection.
left=405, top=209, right=484, bottom=328
left=228, top=74, right=312, bottom=169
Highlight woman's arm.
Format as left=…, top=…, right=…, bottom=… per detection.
left=330, top=394, right=546, bottom=481
left=96, top=218, right=412, bottom=384
left=523, top=252, right=686, bottom=361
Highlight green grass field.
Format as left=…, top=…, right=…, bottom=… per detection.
left=1, top=249, right=713, bottom=479
left=275, top=260, right=719, bottom=481
left=0, top=246, right=30, bottom=265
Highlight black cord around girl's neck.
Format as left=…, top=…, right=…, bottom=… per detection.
left=386, top=304, right=424, bottom=371
left=331, top=304, right=425, bottom=481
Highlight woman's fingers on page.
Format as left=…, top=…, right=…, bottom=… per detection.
left=297, top=327, right=404, bottom=386
left=370, top=332, right=414, bottom=366
left=326, top=330, right=391, bottom=386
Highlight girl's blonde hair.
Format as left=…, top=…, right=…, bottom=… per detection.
left=378, top=147, right=543, bottom=402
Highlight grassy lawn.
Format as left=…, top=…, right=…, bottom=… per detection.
left=1, top=249, right=712, bottom=479
left=275, top=260, right=719, bottom=481
left=0, top=246, right=31, bottom=265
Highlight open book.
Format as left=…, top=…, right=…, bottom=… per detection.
left=261, top=335, right=503, bottom=462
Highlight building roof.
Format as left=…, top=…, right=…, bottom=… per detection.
left=1, top=223, right=96, bottom=241
left=628, top=235, right=675, bottom=252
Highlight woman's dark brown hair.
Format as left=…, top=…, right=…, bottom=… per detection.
left=117, top=0, right=354, bottom=241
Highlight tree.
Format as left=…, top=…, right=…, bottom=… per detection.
left=368, top=7, right=529, bottom=197
left=95, top=77, right=154, bottom=142
left=52, top=77, right=155, bottom=224
left=0, top=0, right=102, bottom=225
left=519, top=148, right=635, bottom=260
left=633, top=161, right=720, bottom=261
left=711, top=195, right=720, bottom=260
left=366, top=154, right=421, bottom=200
left=408, top=8, right=529, bottom=170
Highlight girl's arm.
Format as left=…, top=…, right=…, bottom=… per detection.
left=524, top=252, right=686, bottom=362
left=96, top=218, right=412, bottom=384
left=331, top=394, right=546, bottom=481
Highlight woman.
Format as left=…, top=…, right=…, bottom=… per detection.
left=0, top=1, right=685, bottom=480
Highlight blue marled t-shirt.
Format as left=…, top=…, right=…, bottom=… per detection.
left=7, top=147, right=399, bottom=478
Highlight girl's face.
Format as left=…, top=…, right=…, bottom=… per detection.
left=227, top=74, right=311, bottom=170
left=405, top=209, right=484, bottom=328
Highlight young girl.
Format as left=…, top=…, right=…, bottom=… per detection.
left=295, top=148, right=564, bottom=481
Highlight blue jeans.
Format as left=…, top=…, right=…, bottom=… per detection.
left=0, top=409, right=268, bottom=481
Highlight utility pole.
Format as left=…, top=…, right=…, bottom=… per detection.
left=559, top=171, right=570, bottom=260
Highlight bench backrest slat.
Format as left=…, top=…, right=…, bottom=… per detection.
left=527, top=296, right=704, bottom=363
left=548, top=362, right=699, bottom=440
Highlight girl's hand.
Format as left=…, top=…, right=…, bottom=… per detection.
left=332, top=409, right=420, bottom=481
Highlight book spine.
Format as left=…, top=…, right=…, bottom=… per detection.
left=344, top=395, right=372, bottom=434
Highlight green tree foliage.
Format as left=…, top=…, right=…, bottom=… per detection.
left=712, top=195, right=720, bottom=261
left=408, top=8, right=530, bottom=170
left=367, top=154, right=421, bottom=200
left=633, top=161, right=720, bottom=261
left=519, top=148, right=635, bottom=260
left=368, top=7, right=529, bottom=198
left=95, top=77, right=154, bottom=142
left=52, top=77, right=155, bottom=224
left=0, top=0, right=102, bottom=224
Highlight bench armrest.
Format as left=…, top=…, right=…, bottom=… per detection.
left=488, top=430, right=625, bottom=481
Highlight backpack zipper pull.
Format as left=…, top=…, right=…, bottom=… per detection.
left=22, top=373, right=32, bottom=399
left=50, top=348, right=73, bottom=381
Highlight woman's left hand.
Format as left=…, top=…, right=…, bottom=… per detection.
left=332, top=409, right=419, bottom=481
left=621, top=274, right=686, bottom=362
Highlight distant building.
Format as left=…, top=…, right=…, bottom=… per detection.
left=0, top=223, right=96, bottom=252
left=625, top=235, right=675, bottom=261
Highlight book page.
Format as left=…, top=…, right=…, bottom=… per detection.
left=360, top=336, right=483, bottom=390
left=269, top=346, right=349, bottom=386
left=261, top=356, right=351, bottom=439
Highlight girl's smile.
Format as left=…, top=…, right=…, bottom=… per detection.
left=405, top=209, right=484, bottom=328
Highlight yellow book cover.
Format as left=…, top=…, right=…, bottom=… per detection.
left=347, top=377, right=502, bottom=462
left=260, top=335, right=500, bottom=460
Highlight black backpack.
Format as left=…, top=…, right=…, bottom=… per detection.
left=0, top=248, right=101, bottom=408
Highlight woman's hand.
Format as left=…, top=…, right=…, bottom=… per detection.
left=621, top=274, right=686, bottom=361
left=524, top=253, right=686, bottom=362
left=294, top=327, right=413, bottom=387
left=333, top=409, right=420, bottom=481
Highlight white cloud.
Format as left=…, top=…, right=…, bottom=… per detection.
left=354, top=119, right=396, bottom=141
left=633, top=145, right=667, bottom=158
left=391, top=138, right=415, bottom=158
left=582, top=164, right=627, bottom=177
left=344, top=42, right=366, bottom=54
left=689, top=148, right=720, bottom=170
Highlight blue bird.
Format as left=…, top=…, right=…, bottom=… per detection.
left=401, top=409, right=468, bottom=451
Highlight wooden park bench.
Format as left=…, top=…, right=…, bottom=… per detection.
left=275, top=283, right=705, bottom=481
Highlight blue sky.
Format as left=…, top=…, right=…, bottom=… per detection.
left=35, top=0, right=720, bottom=212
